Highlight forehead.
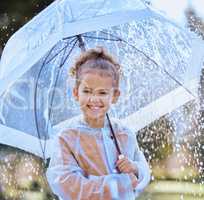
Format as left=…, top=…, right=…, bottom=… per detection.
left=79, top=67, right=113, bottom=77
left=79, top=70, right=114, bottom=89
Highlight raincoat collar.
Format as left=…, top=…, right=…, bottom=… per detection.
left=78, top=114, right=110, bottom=131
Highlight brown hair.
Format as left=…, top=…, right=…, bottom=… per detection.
left=70, top=46, right=121, bottom=87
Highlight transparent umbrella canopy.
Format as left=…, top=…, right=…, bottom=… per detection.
left=0, top=0, right=204, bottom=159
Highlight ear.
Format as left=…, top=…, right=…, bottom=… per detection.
left=112, top=89, right=120, bottom=104
left=72, top=87, right=79, bottom=101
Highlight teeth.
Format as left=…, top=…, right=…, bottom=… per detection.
left=88, top=106, right=101, bottom=110
left=91, top=107, right=100, bottom=109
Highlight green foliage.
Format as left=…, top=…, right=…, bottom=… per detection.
left=137, top=116, right=174, bottom=164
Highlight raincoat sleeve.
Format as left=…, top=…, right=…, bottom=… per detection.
left=129, top=129, right=151, bottom=197
left=46, top=131, right=137, bottom=200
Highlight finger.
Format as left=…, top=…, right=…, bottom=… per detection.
left=118, top=161, right=132, bottom=171
left=116, top=158, right=127, bottom=167
left=117, top=159, right=131, bottom=168
left=116, top=159, right=124, bottom=166
left=116, top=157, right=128, bottom=165
left=118, top=163, right=130, bottom=171
left=118, top=165, right=131, bottom=173
left=118, top=165, right=126, bottom=172
left=118, top=161, right=130, bottom=169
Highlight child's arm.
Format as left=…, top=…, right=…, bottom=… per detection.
left=130, top=132, right=151, bottom=197
left=115, top=151, right=150, bottom=196
left=115, top=126, right=151, bottom=197
left=46, top=134, right=137, bottom=200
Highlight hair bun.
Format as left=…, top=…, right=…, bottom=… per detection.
left=93, top=46, right=105, bottom=58
left=69, top=46, right=121, bottom=87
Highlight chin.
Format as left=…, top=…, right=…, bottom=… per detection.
left=87, top=112, right=105, bottom=120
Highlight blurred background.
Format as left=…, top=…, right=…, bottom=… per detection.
left=0, top=0, right=204, bottom=200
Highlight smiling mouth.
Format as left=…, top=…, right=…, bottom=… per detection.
left=87, top=105, right=103, bottom=111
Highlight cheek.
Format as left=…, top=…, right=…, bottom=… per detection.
left=103, top=97, right=113, bottom=107
left=78, top=95, right=90, bottom=108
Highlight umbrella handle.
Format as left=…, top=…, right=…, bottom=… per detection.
left=106, top=113, right=122, bottom=155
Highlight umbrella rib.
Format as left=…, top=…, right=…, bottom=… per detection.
left=44, top=41, right=71, bottom=160
left=39, top=38, right=78, bottom=157
left=45, top=41, right=70, bottom=153
left=47, top=39, right=78, bottom=137
left=83, top=35, right=122, bottom=42
left=63, top=35, right=78, bottom=40
left=34, top=44, right=57, bottom=162
left=100, top=30, right=196, bottom=98
left=46, top=37, right=77, bottom=64
left=59, top=39, right=78, bottom=68
left=124, top=41, right=197, bottom=98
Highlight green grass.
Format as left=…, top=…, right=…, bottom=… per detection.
left=2, top=180, right=204, bottom=200
left=138, top=180, right=204, bottom=200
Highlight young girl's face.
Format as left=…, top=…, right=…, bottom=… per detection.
left=73, top=69, right=120, bottom=123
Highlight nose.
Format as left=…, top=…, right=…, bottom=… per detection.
left=89, top=94, right=100, bottom=103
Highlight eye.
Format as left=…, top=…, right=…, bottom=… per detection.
left=99, top=91, right=108, bottom=95
left=83, top=89, right=91, bottom=93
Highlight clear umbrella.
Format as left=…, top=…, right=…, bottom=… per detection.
left=0, top=0, right=204, bottom=161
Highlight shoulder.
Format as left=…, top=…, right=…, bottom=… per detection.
left=111, top=117, right=140, bottom=151
left=52, top=115, right=82, bottom=136
left=111, top=117, right=135, bottom=137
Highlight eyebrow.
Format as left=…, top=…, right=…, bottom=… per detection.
left=83, top=87, right=92, bottom=90
left=83, top=87, right=109, bottom=92
left=97, top=89, right=109, bottom=92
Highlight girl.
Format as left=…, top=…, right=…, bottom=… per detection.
left=47, top=47, right=150, bottom=200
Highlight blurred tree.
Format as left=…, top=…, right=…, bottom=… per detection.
left=0, top=0, right=53, bottom=57
left=185, top=7, right=204, bottom=39
left=137, top=116, right=174, bottom=165
left=185, top=6, right=204, bottom=182
left=197, top=68, right=204, bottom=182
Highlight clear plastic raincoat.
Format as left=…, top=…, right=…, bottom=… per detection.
left=47, top=115, right=150, bottom=200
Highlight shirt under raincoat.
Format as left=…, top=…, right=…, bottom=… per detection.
left=46, top=115, right=150, bottom=200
